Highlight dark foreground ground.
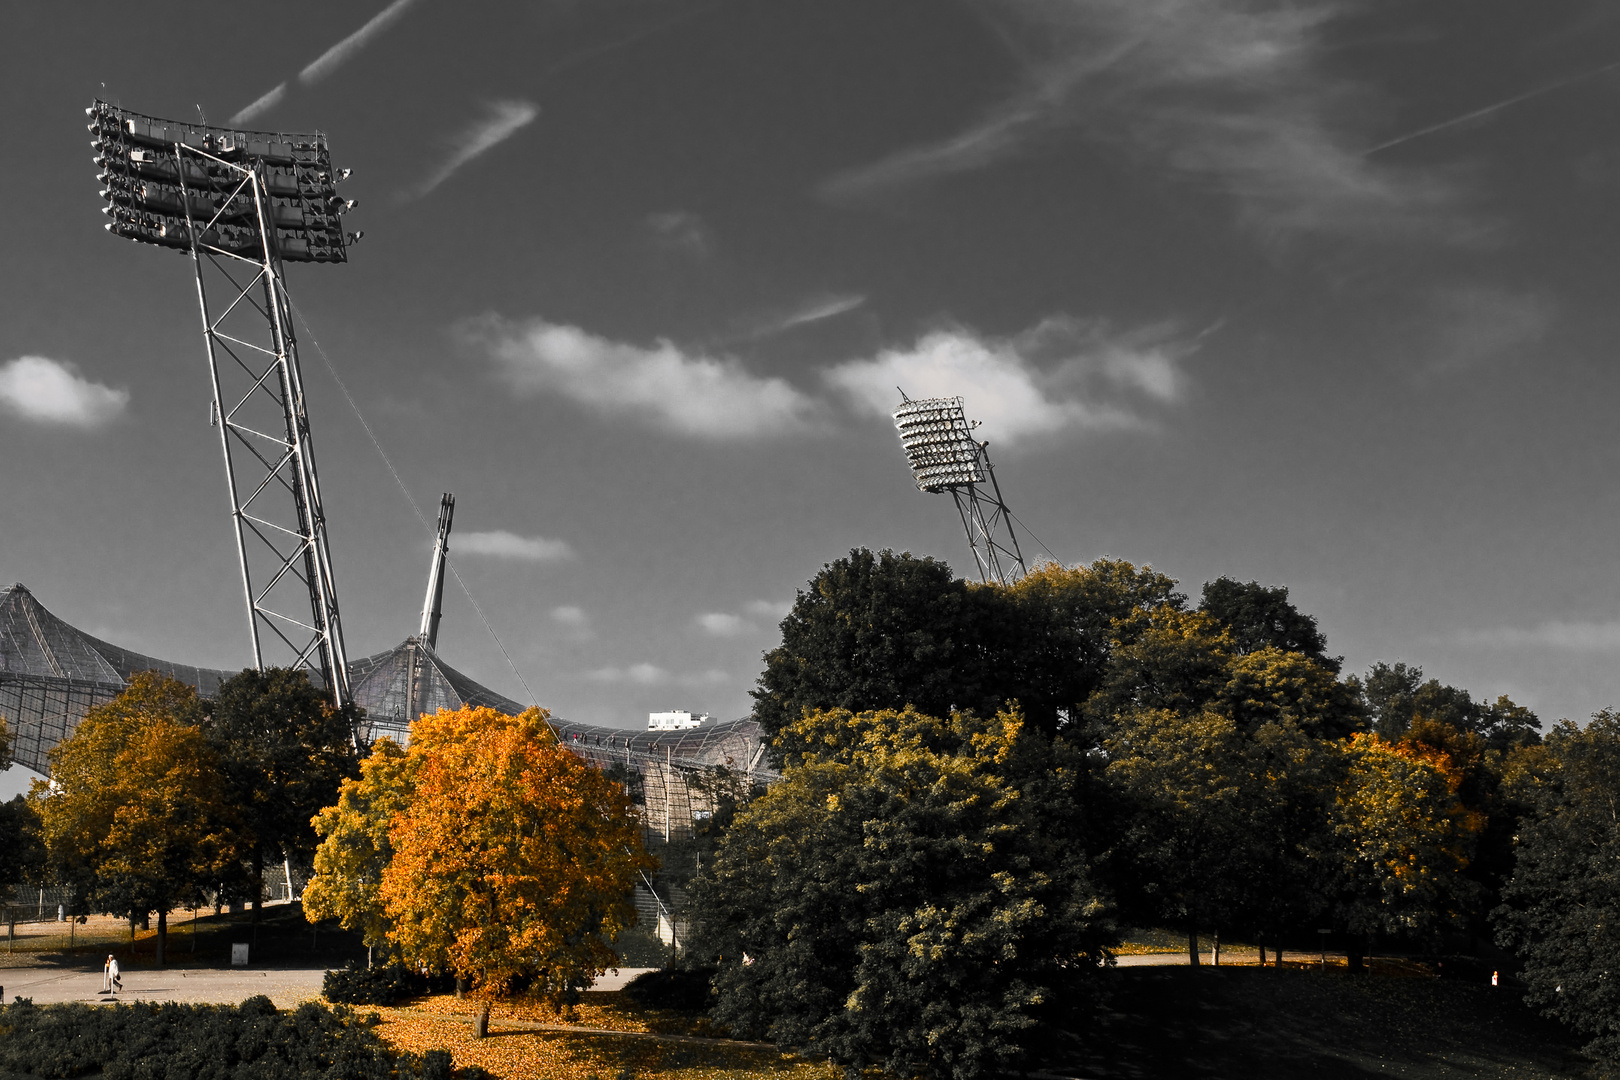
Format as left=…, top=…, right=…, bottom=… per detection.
left=1048, top=965, right=1593, bottom=1079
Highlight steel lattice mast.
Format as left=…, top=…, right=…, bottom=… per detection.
left=88, top=101, right=360, bottom=706
left=892, top=395, right=1028, bottom=586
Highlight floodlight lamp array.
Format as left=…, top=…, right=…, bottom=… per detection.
left=893, top=396, right=986, bottom=492
left=87, top=100, right=358, bottom=263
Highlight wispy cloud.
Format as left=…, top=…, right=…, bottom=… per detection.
left=457, top=530, right=575, bottom=561
left=229, top=83, right=286, bottom=126
left=1453, top=620, right=1620, bottom=652
left=299, top=0, right=425, bottom=86
left=646, top=211, right=712, bottom=257
left=551, top=605, right=589, bottom=626
left=407, top=100, right=539, bottom=201
left=825, top=316, right=1198, bottom=443
left=464, top=314, right=822, bottom=439
left=0, top=356, right=128, bottom=427
left=1425, top=285, right=1554, bottom=372
left=821, top=0, right=1466, bottom=242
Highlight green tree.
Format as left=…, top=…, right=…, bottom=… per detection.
left=302, top=737, right=413, bottom=956
left=1327, top=733, right=1482, bottom=953
left=0, top=795, right=45, bottom=898
left=1000, top=558, right=1186, bottom=733
left=380, top=706, right=654, bottom=1001
left=0, top=716, right=46, bottom=896
left=1199, top=577, right=1338, bottom=671
left=204, top=668, right=361, bottom=920
left=33, top=673, right=238, bottom=964
left=692, top=707, right=1113, bottom=1080
left=1495, top=713, right=1620, bottom=1063
left=754, top=549, right=1001, bottom=761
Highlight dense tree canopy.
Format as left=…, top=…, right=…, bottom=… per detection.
left=204, top=668, right=361, bottom=916
left=302, top=737, right=413, bottom=954
left=1496, top=714, right=1620, bottom=1062
left=693, top=707, right=1112, bottom=1080
left=33, top=673, right=238, bottom=964
left=1199, top=577, right=1338, bottom=670
left=379, top=706, right=654, bottom=1000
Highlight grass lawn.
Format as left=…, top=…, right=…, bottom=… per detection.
left=0, top=901, right=366, bottom=971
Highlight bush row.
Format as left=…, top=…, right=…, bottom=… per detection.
left=322, top=963, right=456, bottom=1006
left=0, top=995, right=491, bottom=1080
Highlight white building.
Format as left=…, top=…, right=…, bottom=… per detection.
left=648, top=710, right=710, bottom=731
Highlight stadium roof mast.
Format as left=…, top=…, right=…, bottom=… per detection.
left=892, top=393, right=1028, bottom=586
left=418, top=493, right=455, bottom=649
left=88, top=101, right=361, bottom=707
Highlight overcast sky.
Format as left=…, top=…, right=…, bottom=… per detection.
left=5, top=1, right=1620, bottom=767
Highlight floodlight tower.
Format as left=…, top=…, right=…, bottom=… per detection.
left=892, top=395, right=1028, bottom=586
left=87, top=101, right=360, bottom=706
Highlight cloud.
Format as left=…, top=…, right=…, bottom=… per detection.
left=299, top=0, right=424, bottom=86
left=1427, top=286, right=1554, bottom=372
left=229, top=82, right=286, bottom=125
left=744, top=599, right=792, bottom=622
left=825, top=316, right=1196, bottom=443
left=697, top=601, right=792, bottom=637
left=646, top=211, right=712, bottom=257
left=551, top=606, right=588, bottom=626
left=820, top=0, right=1465, bottom=242
left=1453, top=620, right=1620, bottom=652
left=0, top=356, right=128, bottom=427
left=465, top=314, right=821, bottom=439
left=587, top=663, right=669, bottom=684
left=408, top=100, right=540, bottom=200
left=696, top=613, right=746, bottom=636
left=457, top=530, right=575, bottom=561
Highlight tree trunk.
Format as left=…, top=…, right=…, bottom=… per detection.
left=156, top=908, right=166, bottom=967
left=1187, top=921, right=1200, bottom=968
left=251, top=848, right=264, bottom=924
left=1347, top=940, right=1365, bottom=972
left=472, top=1002, right=489, bottom=1039
left=1213, top=931, right=1220, bottom=967
left=1259, top=942, right=1267, bottom=967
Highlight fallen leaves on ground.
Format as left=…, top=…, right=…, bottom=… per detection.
left=374, top=993, right=841, bottom=1080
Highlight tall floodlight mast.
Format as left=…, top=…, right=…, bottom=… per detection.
left=87, top=101, right=360, bottom=706
left=892, top=395, right=1028, bottom=586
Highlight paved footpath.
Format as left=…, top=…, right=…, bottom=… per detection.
left=0, top=966, right=657, bottom=1008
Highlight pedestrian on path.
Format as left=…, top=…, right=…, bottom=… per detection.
left=102, top=955, right=113, bottom=994
left=109, top=956, right=121, bottom=994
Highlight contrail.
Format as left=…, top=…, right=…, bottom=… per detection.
left=406, top=100, right=539, bottom=200
left=1366, top=58, right=1620, bottom=155
left=300, top=0, right=424, bottom=85
left=229, top=82, right=286, bottom=126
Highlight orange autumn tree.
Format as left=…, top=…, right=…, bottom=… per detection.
left=1328, top=732, right=1485, bottom=943
left=379, top=706, right=655, bottom=1000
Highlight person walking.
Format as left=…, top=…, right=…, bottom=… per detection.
left=102, top=955, right=113, bottom=994
left=108, top=955, right=121, bottom=994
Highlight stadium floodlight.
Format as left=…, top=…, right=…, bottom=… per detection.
left=88, top=100, right=357, bottom=708
left=892, top=395, right=1028, bottom=586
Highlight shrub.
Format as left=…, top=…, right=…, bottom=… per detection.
left=622, top=967, right=717, bottom=1011
left=323, top=961, right=456, bottom=1006
left=0, top=995, right=489, bottom=1079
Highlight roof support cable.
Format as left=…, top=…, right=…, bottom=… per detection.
left=287, top=299, right=538, bottom=708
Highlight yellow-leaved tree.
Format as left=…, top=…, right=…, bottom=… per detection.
left=379, top=706, right=655, bottom=1000
left=303, top=737, right=413, bottom=958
